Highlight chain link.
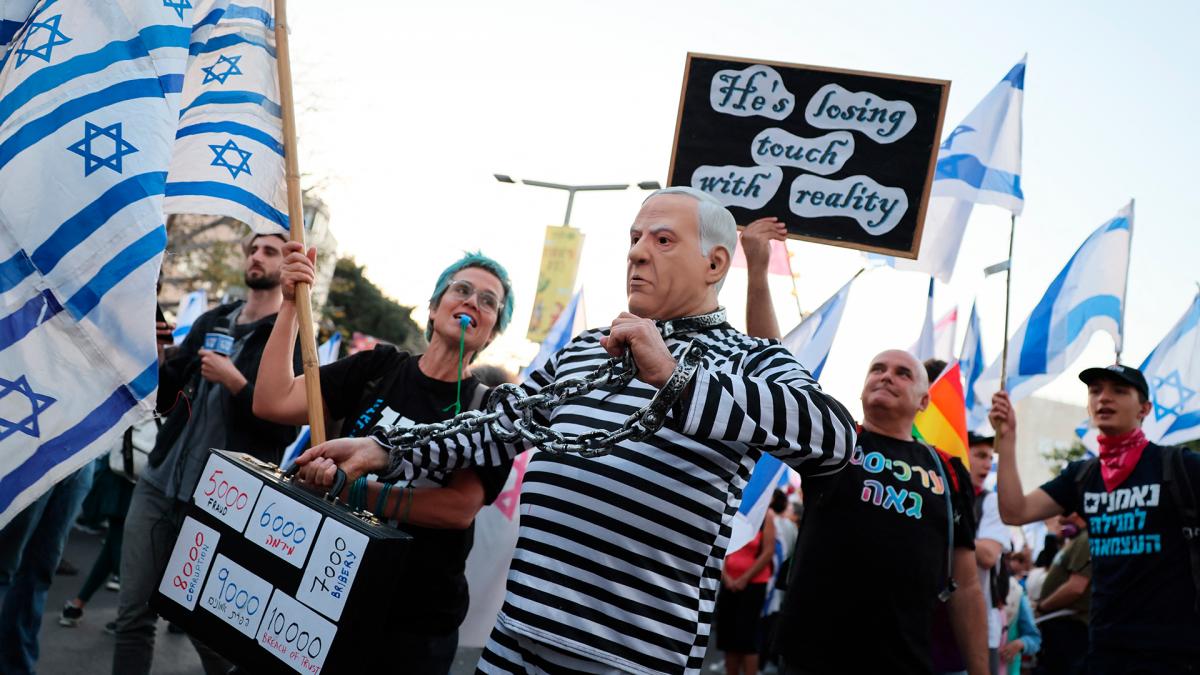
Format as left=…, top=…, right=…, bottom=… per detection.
left=377, top=341, right=708, bottom=458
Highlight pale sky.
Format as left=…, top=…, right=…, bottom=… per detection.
left=284, top=0, right=1200, bottom=421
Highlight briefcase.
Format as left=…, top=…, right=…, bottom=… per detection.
left=152, top=449, right=410, bottom=674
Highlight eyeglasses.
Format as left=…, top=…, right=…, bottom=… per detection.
left=445, top=279, right=502, bottom=314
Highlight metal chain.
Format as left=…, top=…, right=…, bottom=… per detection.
left=378, top=340, right=708, bottom=458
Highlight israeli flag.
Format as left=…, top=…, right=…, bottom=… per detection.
left=0, top=0, right=191, bottom=526
left=521, top=289, right=584, bottom=382
left=871, top=57, right=1025, bottom=282
left=910, top=277, right=936, bottom=361
left=1075, top=420, right=1100, bottom=454
left=1137, top=294, right=1200, bottom=445
left=959, top=302, right=988, bottom=431
left=975, top=202, right=1133, bottom=405
left=281, top=332, right=342, bottom=466
left=780, top=272, right=858, bottom=380
left=165, top=0, right=287, bottom=234
left=171, top=288, right=207, bottom=344
left=726, top=453, right=787, bottom=560
left=0, top=0, right=36, bottom=49
left=729, top=274, right=859, bottom=554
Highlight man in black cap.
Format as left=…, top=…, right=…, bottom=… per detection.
left=991, top=365, right=1200, bottom=673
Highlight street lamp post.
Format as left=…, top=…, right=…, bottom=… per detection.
left=494, top=175, right=662, bottom=226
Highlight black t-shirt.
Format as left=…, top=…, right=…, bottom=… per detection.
left=1040, top=443, right=1200, bottom=653
left=776, top=429, right=977, bottom=674
left=319, top=346, right=513, bottom=634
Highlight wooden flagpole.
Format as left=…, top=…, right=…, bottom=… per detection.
left=999, top=214, right=1016, bottom=391
left=274, top=0, right=326, bottom=445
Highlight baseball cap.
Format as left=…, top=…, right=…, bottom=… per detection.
left=967, top=432, right=995, bottom=447
left=1078, top=364, right=1149, bottom=400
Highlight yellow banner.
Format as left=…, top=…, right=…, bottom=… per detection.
left=527, top=226, right=584, bottom=343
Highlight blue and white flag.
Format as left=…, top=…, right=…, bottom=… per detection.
left=1075, top=420, right=1100, bottom=454
left=910, top=277, right=936, bottom=361
left=730, top=274, right=859, bottom=554
left=281, top=331, right=342, bottom=466
left=0, top=0, right=36, bottom=49
left=726, top=452, right=787, bottom=560
left=959, top=302, right=988, bottom=431
left=317, top=330, right=341, bottom=365
left=165, top=0, right=287, bottom=234
left=521, top=289, right=584, bottom=382
left=0, top=0, right=192, bottom=526
left=871, top=57, right=1025, bottom=282
left=1139, top=293, right=1200, bottom=445
left=171, top=288, right=207, bottom=344
left=975, top=202, right=1133, bottom=405
left=780, top=272, right=858, bottom=380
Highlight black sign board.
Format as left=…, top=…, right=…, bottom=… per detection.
left=668, top=53, right=950, bottom=258
left=151, top=450, right=410, bottom=675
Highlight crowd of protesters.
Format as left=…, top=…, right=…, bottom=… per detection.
left=0, top=195, right=1196, bottom=675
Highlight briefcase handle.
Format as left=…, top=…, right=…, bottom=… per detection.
left=281, top=462, right=347, bottom=504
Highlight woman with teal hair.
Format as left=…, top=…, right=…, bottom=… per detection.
left=255, top=243, right=515, bottom=674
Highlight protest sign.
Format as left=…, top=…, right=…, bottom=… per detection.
left=669, top=53, right=949, bottom=258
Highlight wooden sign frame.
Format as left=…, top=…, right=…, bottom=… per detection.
left=667, top=53, right=950, bottom=259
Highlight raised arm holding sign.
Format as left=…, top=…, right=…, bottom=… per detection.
left=670, top=53, right=949, bottom=258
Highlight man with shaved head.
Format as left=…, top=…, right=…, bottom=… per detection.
left=772, top=349, right=989, bottom=675
left=741, top=231, right=989, bottom=673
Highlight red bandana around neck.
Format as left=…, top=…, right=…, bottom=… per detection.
left=1097, top=427, right=1149, bottom=492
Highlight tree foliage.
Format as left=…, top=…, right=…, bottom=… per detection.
left=324, top=257, right=425, bottom=354
left=163, top=214, right=245, bottom=298
left=1041, top=439, right=1090, bottom=472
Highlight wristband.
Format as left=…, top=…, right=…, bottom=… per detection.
left=400, top=487, right=414, bottom=524
left=375, top=482, right=393, bottom=519
left=351, top=476, right=368, bottom=511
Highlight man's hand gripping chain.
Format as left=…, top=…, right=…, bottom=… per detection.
left=379, top=341, right=708, bottom=458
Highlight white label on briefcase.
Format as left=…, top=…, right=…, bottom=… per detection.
left=199, top=554, right=273, bottom=638
left=158, top=517, right=219, bottom=610
left=296, top=518, right=369, bottom=621
left=259, top=590, right=337, bottom=674
left=246, top=486, right=322, bottom=567
left=192, top=453, right=264, bottom=533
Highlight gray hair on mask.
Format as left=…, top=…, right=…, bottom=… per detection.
left=642, top=186, right=738, bottom=291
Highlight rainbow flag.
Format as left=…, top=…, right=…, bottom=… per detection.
left=913, top=362, right=969, bottom=462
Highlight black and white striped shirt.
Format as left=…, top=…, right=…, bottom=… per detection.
left=375, top=322, right=856, bottom=674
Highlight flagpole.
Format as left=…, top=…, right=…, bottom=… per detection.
left=999, top=214, right=1016, bottom=391
left=274, top=0, right=326, bottom=446
left=1115, top=198, right=1135, bottom=365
